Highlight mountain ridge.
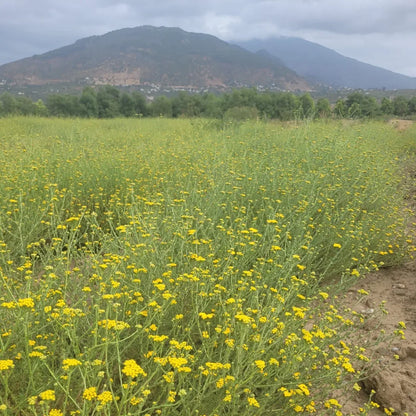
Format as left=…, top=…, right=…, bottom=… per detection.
left=1, top=26, right=415, bottom=93
left=237, top=37, right=416, bottom=90
left=0, top=26, right=308, bottom=92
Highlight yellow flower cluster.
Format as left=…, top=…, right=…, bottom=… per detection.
left=122, top=359, right=147, bottom=378
left=62, top=358, right=82, bottom=370
left=0, top=360, right=14, bottom=371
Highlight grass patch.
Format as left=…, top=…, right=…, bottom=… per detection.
left=0, top=117, right=414, bottom=415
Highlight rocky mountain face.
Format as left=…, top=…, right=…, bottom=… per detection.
left=0, top=26, right=309, bottom=92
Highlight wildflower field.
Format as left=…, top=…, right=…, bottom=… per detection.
left=0, top=117, right=414, bottom=415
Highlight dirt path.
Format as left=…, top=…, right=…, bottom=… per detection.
left=341, top=261, right=416, bottom=416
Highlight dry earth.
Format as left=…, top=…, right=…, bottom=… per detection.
left=341, top=261, right=416, bottom=416
left=340, top=120, right=415, bottom=416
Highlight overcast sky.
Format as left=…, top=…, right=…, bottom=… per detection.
left=1, top=0, right=415, bottom=77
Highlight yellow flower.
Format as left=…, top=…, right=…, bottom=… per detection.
left=97, top=390, right=113, bottom=404
left=163, top=371, right=174, bottom=383
left=235, top=314, right=252, bottom=324
left=18, top=298, right=35, bottom=308
left=48, top=410, right=63, bottom=416
left=254, top=360, right=266, bottom=372
left=148, top=334, right=169, bottom=342
left=223, top=393, right=232, bottom=402
left=199, top=312, right=214, bottom=319
left=39, top=390, right=55, bottom=401
left=130, top=396, right=144, bottom=405
left=98, top=319, right=130, bottom=330
left=122, top=359, right=147, bottom=378
left=27, top=396, right=37, bottom=405
left=62, top=358, right=82, bottom=370
left=297, top=384, right=310, bottom=396
left=29, top=351, right=46, bottom=359
left=168, top=357, right=188, bottom=369
left=247, top=397, right=260, bottom=407
left=83, top=387, right=97, bottom=401
left=325, top=398, right=342, bottom=408
left=168, top=390, right=176, bottom=403
left=1, top=302, right=16, bottom=309
left=225, top=338, right=235, bottom=348
left=0, top=359, right=14, bottom=371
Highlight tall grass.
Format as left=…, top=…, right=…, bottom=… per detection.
left=0, top=117, right=413, bottom=415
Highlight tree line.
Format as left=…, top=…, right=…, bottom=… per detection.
left=1, top=86, right=416, bottom=120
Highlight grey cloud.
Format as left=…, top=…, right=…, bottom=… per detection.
left=0, top=0, right=415, bottom=76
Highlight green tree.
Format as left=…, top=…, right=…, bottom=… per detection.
left=79, top=87, right=98, bottom=118
left=46, top=94, right=80, bottom=117
left=131, top=92, right=148, bottom=116
left=333, top=99, right=346, bottom=118
left=315, top=98, right=331, bottom=118
left=408, top=96, right=416, bottom=115
left=201, top=93, right=222, bottom=118
left=393, top=96, right=409, bottom=117
left=348, top=102, right=362, bottom=119
left=299, top=93, right=315, bottom=118
left=34, top=99, right=48, bottom=117
left=0, top=93, right=17, bottom=115
left=256, top=93, right=274, bottom=119
left=151, top=96, right=173, bottom=117
left=16, top=96, right=37, bottom=115
left=119, top=93, right=135, bottom=117
left=380, top=97, right=394, bottom=115
left=272, top=93, right=299, bottom=120
left=224, top=106, right=258, bottom=121
left=345, top=92, right=378, bottom=117
left=172, top=92, right=201, bottom=117
left=97, top=85, right=120, bottom=118
left=222, top=88, right=258, bottom=112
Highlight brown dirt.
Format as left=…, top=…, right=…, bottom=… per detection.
left=389, top=119, right=414, bottom=132
left=340, top=261, right=416, bottom=416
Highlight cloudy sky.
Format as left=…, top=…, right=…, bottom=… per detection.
left=1, top=0, right=415, bottom=77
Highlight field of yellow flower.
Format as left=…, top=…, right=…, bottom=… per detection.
left=0, top=117, right=414, bottom=415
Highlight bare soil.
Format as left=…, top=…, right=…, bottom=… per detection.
left=341, top=261, right=416, bottom=416
left=389, top=119, right=414, bottom=132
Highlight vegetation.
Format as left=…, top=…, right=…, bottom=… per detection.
left=2, top=88, right=416, bottom=120
left=0, top=117, right=414, bottom=415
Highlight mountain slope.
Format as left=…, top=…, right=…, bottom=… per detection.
left=0, top=26, right=308, bottom=91
left=238, top=37, right=416, bottom=90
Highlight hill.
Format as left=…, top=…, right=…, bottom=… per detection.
left=0, top=26, right=308, bottom=92
left=238, top=37, right=416, bottom=90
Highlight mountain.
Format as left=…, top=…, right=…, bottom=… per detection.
left=0, top=26, right=308, bottom=92
left=238, top=37, right=416, bottom=90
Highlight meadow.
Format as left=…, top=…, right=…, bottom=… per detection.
left=0, top=117, right=414, bottom=415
